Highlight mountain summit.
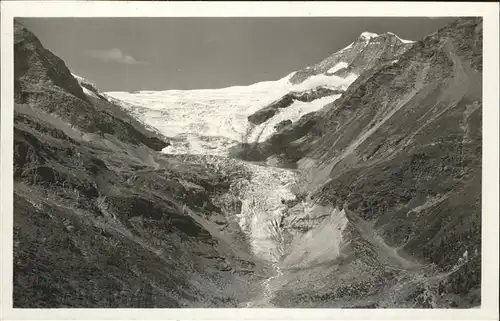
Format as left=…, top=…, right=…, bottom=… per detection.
left=289, top=31, right=414, bottom=84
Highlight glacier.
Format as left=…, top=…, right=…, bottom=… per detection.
left=106, top=71, right=356, bottom=156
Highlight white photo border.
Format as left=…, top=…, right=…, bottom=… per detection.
left=1, top=1, right=498, bottom=320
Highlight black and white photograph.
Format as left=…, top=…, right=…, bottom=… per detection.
left=1, top=1, right=499, bottom=320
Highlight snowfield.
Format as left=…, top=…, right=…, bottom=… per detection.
left=106, top=71, right=356, bottom=156
left=361, top=31, right=379, bottom=41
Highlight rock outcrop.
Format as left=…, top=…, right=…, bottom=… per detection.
left=274, top=119, right=292, bottom=132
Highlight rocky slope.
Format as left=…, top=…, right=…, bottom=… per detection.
left=239, top=17, right=482, bottom=307
left=13, top=20, right=270, bottom=308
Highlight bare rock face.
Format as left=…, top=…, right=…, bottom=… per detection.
left=274, top=119, right=292, bottom=132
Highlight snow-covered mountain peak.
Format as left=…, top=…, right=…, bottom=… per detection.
left=357, top=31, right=415, bottom=45
left=289, top=30, right=414, bottom=85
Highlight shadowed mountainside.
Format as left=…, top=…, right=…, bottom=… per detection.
left=13, top=20, right=268, bottom=308
left=14, top=22, right=168, bottom=151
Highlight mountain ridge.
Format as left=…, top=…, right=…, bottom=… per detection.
left=289, top=29, right=414, bottom=85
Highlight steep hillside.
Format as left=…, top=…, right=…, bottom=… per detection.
left=13, top=20, right=268, bottom=308
left=14, top=22, right=168, bottom=151
left=254, top=17, right=482, bottom=307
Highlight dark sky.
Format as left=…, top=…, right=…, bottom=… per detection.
left=19, top=17, right=457, bottom=92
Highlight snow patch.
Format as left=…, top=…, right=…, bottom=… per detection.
left=398, top=37, right=414, bottom=44
left=386, top=32, right=415, bottom=44
left=326, top=61, right=349, bottom=74
left=82, top=87, right=99, bottom=98
left=249, top=94, right=342, bottom=143
left=395, top=35, right=414, bottom=44
left=72, top=73, right=101, bottom=98
left=361, top=31, right=379, bottom=40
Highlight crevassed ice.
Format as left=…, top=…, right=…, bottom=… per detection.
left=106, top=71, right=356, bottom=155
left=234, top=162, right=298, bottom=262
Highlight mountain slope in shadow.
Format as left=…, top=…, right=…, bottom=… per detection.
left=13, top=20, right=267, bottom=308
